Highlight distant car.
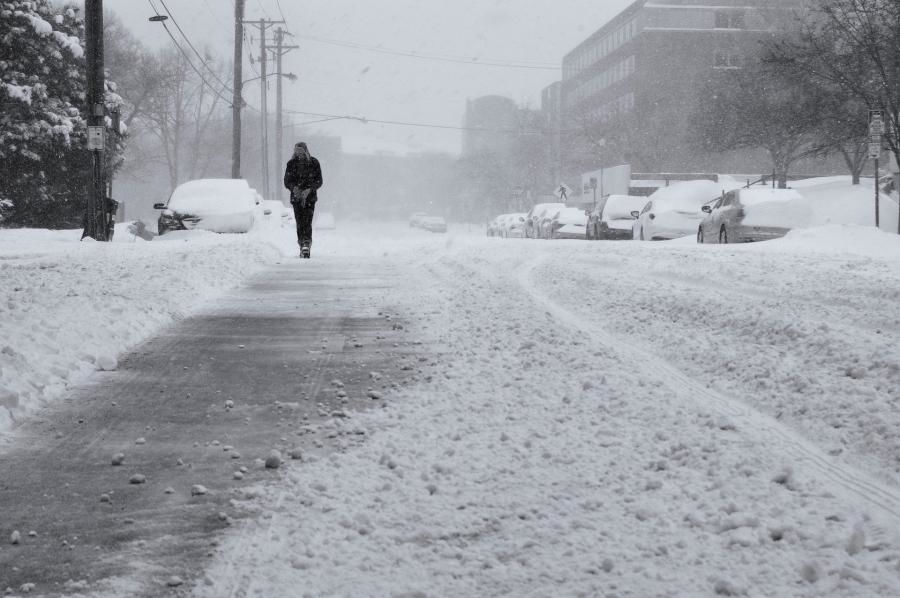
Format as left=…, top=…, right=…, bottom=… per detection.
left=525, top=203, right=564, bottom=239
left=596, top=195, right=647, bottom=240
left=155, top=179, right=258, bottom=235
left=548, top=207, right=587, bottom=239
left=409, top=212, right=427, bottom=228
left=314, top=211, right=336, bottom=230
left=421, top=216, right=448, bottom=233
left=697, top=188, right=812, bottom=244
left=501, top=213, right=527, bottom=238
left=632, top=180, right=729, bottom=241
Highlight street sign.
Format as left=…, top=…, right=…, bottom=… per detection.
left=87, top=126, right=105, bottom=151
left=869, top=143, right=881, bottom=159
left=555, top=183, right=572, bottom=201
left=870, top=110, right=885, bottom=136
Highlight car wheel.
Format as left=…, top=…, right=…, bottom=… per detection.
left=719, top=226, right=728, bottom=244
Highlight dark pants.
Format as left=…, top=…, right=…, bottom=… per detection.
left=292, top=202, right=315, bottom=246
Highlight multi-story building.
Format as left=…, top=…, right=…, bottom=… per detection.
left=559, top=0, right=799, bottom=175
left=462, top=95, right=518, bottom=158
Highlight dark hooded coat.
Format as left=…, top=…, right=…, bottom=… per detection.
left=283, top=152, right=323, bottom=205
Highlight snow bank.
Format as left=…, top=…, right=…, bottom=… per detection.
left=792, top=177, right=900, bottom=233
left=0, top=224, right=285, bottom=434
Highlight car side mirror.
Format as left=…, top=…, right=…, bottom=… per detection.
left=153, top=203, right=166, bottom=210
left=701, top=205, right=712, bottom=213
left=630, top=211, right=640, bottom=219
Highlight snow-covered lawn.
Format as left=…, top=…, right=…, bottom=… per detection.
left=196, top=221, right=900, bottom=597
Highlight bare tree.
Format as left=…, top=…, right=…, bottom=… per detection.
left=138, top=48, right=230, bottom=190
left=782, top=0, right=900, bottom=180
left=690, top=57, right=824, bottom=188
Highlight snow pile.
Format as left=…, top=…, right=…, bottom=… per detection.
left=0, top=224, right=284, bottom=433
left=792, top=177, right=900, bottom=233
left=197, top=223, right=900, bottom=597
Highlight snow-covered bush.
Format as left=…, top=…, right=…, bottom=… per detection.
left=0, top=1, right=125, bottom=227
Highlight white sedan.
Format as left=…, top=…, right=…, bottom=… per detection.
left=633, top=180, right=739, bottom=241
left=155, top=179, right=258, bottom=235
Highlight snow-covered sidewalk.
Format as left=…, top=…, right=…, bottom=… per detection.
left=196, top=224, right=900, bottom=597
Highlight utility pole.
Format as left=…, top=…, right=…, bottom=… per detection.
left=259, top=20, right=270, bottom=201
left=231, top=0, right=245, bottom=179
left=243, top=18, right=285, bottom=201
left=270, top=28, right=298, bottom=203
left=82, top=0, right=108, bottom=241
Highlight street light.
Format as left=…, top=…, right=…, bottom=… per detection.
left=148, top=15, right=168, bottom=22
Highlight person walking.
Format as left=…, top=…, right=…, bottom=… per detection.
left=283, top=141, right=323, bottom=258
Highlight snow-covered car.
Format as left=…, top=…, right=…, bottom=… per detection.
left=501, top=213, right=527, bottom=238
left=314, top=211, right=336, bottom=230
left=632, top=180, right=729, bottom=241
left=260, top=200, right=290, bottom=227
left=421, top=216, right=448, bottom=233
left=525, top=203, right=564, bottom=239
left=596, top=195, right=647, bottom=241
left=698, top=188, right=813, bottom=244
left=154, top=179, right=259, bottom=235
left=487, top=215, right=504, bottom=237
left=548, top=207, right=587, bottom=239
left=409, top=212, right=427, bottom=228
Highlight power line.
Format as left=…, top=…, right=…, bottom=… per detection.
left=157, top=0, right=234, bottom=94
left=255, top=0, right=272, bottom=20
left=283, top=109, right=523, bottom=133
left=147, top=0, right=234, bottom=108
left=273, top=0, right=290, bottom=31
left=296, top=33, right=560, bottom=70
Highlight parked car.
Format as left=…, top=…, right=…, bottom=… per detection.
left=260, top=200, right=291, bottom=228
left=421, top=216, right=448, bottom=233
left=548, top=207, right=587, bottom=239
left=525, top=203, right=564, bottom=239
left=155, top=178, right=259, bottom=235
left=697, top=188, right=812, bottom=244
left=409, top=212, right=427, bottom=228
left=585, top=196, right=609, bottom=240
left=632, top=180, right=730, bottom=241
left=501, top=213, right=527, bottom=238
left=487, top=215, right=504, bottom=237
left=596, top=195, right=647, bottom=240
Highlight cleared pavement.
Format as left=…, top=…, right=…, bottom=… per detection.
left=0, top=256, right=424, bottom=596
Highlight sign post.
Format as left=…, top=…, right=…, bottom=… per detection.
left=870, top=110, right=885, bottom=229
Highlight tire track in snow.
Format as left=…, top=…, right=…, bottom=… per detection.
left=503, top=253, right=900, bottom=527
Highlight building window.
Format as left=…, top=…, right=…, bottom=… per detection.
left=715, top=10, right=746, bottom=29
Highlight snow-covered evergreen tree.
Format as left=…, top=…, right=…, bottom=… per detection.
left=0, top=0, right=125, bottom=227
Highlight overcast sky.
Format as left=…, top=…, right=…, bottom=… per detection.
left=110, top=0, right=633, bottom=155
